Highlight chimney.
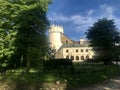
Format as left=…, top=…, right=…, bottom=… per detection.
left=80, top=39, right=85, bottom=44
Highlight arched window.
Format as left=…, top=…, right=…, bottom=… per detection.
left=86, top=49, right=88, bottom=52
left=76, top=56, right=79, bottom=60
left=71, top=56, right=74, bottom=60
left=81, top=56, right=84, bottom=60
left=66, top=55, right=69, bottom=59
left=86, top=55, right=89, bottom=59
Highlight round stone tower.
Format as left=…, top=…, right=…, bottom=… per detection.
left=48, top=25, right=64, bottom=51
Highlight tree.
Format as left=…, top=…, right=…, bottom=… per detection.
left=0, top=0, right=17, bottom=70
left=0, top=0, right=51, bottom=71
left=86, top=18, right=120, bottom=64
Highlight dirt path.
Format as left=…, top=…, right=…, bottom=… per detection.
left=81, top=77, right=120, bottom=90
left=0, top=77, right=120, bottom=90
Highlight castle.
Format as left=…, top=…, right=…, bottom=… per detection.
left=48, top=25, right=95, bottom=62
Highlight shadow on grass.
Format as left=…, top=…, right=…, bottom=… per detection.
left=0, top=72, right=42, bottom=90
left=0, top=62, right=120, bottom=90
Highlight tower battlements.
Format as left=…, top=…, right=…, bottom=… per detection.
left=49, top=25, right=64, bottom=33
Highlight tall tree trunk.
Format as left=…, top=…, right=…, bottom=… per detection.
left=26, top=54, right=30, bottom=73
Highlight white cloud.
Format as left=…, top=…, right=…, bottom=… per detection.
left=87, top=10, right=95, bottom=16
left=48, top=4, right=120, bottom=35
left=99, top=4, right=120, bottom=31
left=100, top=4, right=114, bottom=16
left=71, top=15, right=94, bottom=25
left=48, top=13, right=70, bottom=22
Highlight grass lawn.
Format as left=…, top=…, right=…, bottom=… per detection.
left=0, top=62, right=120, bottom=89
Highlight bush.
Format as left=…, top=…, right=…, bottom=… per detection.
left=84, top=59, right=101, bottom=63
left=43, top=59, right=74, bottom=71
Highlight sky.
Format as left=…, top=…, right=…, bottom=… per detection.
left=47, top=0, right=120, bottom=41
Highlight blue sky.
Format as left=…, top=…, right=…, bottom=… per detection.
left=47, top=0, right=120, bottom=40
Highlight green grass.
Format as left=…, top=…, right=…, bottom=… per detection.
left=0, top=62, right=120, bottom=88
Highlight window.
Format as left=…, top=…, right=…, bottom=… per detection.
left=76, top=56, right=79, bottom=60
left=86, top=55, right=89, bottom=59
left=71, top=56, right=74, bottom=60
left=86, top=49, right=88, bottom=52
left=66, top=49, right=69, bottom=53
left=76, top=49, right=78, bottom=53
left=66, top=40, right=68, bottom=44
left=66, top=55, right=69, bottom=59
left=81, top=56, right=84, bottom=60
left=81, top=49, right=83, bottom=52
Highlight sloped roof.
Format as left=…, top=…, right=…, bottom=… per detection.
left=61, top=41, right=89, bottom=48
left=60, top=33, right=74, bottom=44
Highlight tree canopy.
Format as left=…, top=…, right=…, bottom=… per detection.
left=0, top=0, right=51, bottom=71
left=86, top=18, right=120, bottom=64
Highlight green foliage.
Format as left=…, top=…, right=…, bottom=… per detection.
left=0, top=0, right=51, bottom=71
left=86, top=18, right=120, bottom=64
left=0, top=0, right=17, bottom=69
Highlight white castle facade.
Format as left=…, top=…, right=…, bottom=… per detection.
left=48, top=25, right=95, bottom=62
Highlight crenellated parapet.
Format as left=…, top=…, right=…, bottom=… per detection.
left=48, top=25, right=64, bottom=34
